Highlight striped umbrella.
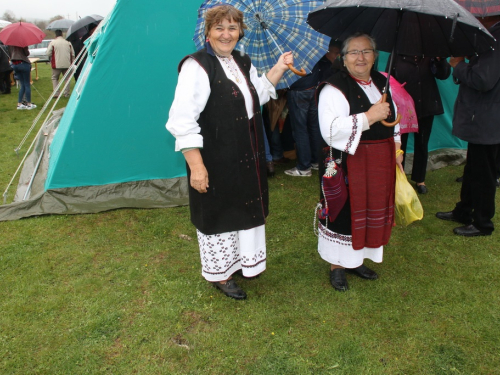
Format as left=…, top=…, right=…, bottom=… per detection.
left=454, top=0, right=500, bottom=17
left=193, top=0, right=330, bottom=89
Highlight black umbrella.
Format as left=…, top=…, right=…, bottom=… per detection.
left=66, top=14, right=103, bottom=42
left=47, top=19, right=75, bottom=31
left=308, top=0, right=496, bottom=126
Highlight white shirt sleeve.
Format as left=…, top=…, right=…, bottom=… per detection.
left=166, top=58, right=277, bottom=152
left=318, top=83, right=401, bottom=155
left=249, top=63, right=277, bottom=105
left=318, top=84, right=366, bottom=155
left=165, top=58, right=210, bottom=152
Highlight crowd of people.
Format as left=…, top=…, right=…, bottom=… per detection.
left=166, top=4, right=500, bottom=299
left=0, top=22, right=100, bottom=109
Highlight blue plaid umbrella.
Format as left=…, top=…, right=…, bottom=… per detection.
left=193, top=0, right=330, bottom=89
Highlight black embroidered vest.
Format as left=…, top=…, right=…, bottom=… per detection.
left=178, top=49, right=268, bottom=235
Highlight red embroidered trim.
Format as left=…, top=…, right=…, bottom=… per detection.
left=349, top=74, right=372, bottom=86
left=345, top=114, right=358, bottom=153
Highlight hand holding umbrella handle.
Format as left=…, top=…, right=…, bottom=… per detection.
left=288, top=64, right=307, bottom=76
left=381, top=93, right=401, bottom=127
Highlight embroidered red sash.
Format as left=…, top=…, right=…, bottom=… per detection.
left=347, top=138, right=395, bottom=250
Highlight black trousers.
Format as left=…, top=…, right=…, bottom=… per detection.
left=0, top=70, right=12, bottom=93
left=453, top=142, right=499, bottom=234
left=401, top=115, right=434, bottom=183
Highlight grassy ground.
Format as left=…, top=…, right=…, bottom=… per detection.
left=1, top=64, right=500, bottom=374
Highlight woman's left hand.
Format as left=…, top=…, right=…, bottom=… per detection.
left=266, top=51, right=294, bottom=86
left=396, top=147, right=404, bottom=173
left=278, top=51, right=294, bottom=72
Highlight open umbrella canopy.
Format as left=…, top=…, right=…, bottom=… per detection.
left=0, top=20, right=11, bottom=29
left=66, top=14, right=103, bottom=42
left=193, top=0, right=330, bottom=89
left=0, top=22, right=45, bottom=47
left=380, top=72, right=418, bottom=134
left=308, top=0, right=495, bottom=57
left=454, top=0, right=500, bottom=17
left=47, top=19, right=75, bottom=31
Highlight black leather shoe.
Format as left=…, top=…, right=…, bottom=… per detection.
left=453, top=224, right=490, bottom=237
left=213, top=279, right=247, bottom=300
left=345, top=264, right=378, bottom=280
left=330, top=268, right=348, bottom=292
left=416, top=185, right=428, bottom=194
left=456, top=176, right=463, bottom=182
left=267, top=161, right=275, bottom=177
left=435, top=211, right=471, bottom=225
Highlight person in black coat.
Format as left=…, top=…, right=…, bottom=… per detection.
left=388, top=54, right=450, bottom=194
left=436, top=16, right=500, bottom=237
left=0, top=41, right=12, bottom=94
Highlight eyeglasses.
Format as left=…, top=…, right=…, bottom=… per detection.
left=345, top=49, right=375, bottom=57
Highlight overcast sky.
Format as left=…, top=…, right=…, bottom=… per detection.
left=2, top=0, right=117, bottom=21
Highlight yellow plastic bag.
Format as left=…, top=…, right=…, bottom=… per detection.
left=395, top=166, right=424, bottom=226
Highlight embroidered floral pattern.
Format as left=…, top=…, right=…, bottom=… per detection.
left=232, top=86, right=239, bottom=98
left=217, top=54, right=242, bottom=83
left=344, top=114, right=358, bottom=153
left=318, top=222, right=352, bottom=246
left=197, top=231, right=266, bottom=277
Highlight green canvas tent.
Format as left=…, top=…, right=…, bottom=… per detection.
left=0, top=0, right=206, bottom=221
left=0, top=0, right=467, bottom=222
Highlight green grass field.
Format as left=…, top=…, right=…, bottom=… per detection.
left=1, top=64, right=499, bottom=374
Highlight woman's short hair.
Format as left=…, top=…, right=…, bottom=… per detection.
left=204, top=4, right=247, bottom=39
left=341, top=33, right=378, bottom=60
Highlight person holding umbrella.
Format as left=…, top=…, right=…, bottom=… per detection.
left=166, top=4, right=293, bottom=300
left=9, top=44, right=36, bottom=110
left=0, top=21, right=45, bottom=109
left=436, top=15, right=500, bottom=237
left=47, top=29, right=75, bottom=98
left=316, top=33, right=403, bottom=292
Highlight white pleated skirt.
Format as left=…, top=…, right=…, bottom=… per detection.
left=197, top=224, right=266, bottom=282
left=317, top=222, right=383, bottom=268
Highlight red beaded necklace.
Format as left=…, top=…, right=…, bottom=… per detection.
left=349, top=74, right=372, bottom=86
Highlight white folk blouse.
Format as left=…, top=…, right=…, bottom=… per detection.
left=166, top=56, right=277, bottom=152
left=318, top=82, right=401, bottom=155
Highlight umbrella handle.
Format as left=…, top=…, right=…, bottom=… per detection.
left=381, top=93, right=401, bottom=127
left=288, top=64, right=307, bottom=76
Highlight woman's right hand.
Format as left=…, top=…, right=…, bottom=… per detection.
left=190, top=164, right=209, bottom=193
left=365, top=97, right=391, bottom=125
left=183, top=149, right=209, bottom=193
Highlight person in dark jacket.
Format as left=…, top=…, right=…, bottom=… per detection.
left=388, top=55, right=451, bottom=194
left=436, top=16, right=500, bottom=237
left=71, top=22, right=99, bottom=81
left=9, top=45, right=36, bottom=110
left=284, top=39, right=341, bottom=177
left=0, top=41, right=12, bottom=94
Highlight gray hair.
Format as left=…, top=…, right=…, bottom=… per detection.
left=341, top=33, right=378, bottom=60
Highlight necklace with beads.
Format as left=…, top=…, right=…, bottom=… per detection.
left=349, top=74, right=372, bottom=88
left=216, top=53, right=242, bottom=84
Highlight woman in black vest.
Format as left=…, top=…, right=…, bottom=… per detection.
left=166, top=5, right=293, bottom=300
left=316, top=33, right=403, bottom=292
